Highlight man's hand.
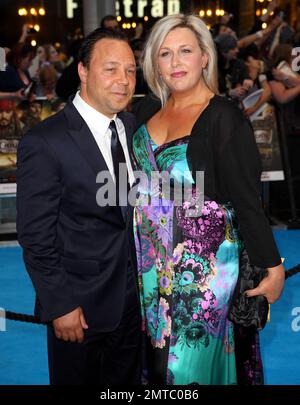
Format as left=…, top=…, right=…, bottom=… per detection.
left=52, top=307, right=88, bottom=343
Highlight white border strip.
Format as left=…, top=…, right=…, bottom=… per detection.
left=261, top=171, right=285, bottom=182
left=0, top=183, right=16, bottom=194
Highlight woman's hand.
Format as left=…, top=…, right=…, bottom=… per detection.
left=246, top=264, right=285, bottom=304
left=244, top=106, right=257, bottom=117
left=14, top=89, right=27, bottom=100
left=272, top=68, right=286, bottom=82
left=242, top=79, right=254, bottom=92
left=229, top=86, right=247, bottom=99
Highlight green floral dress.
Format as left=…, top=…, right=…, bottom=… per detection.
left=132, top=124, right=241, bottom=384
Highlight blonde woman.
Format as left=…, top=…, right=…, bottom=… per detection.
left=132, top=14, right=284, bottom=385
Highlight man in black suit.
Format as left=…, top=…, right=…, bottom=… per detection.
left=17, top=28, right=141, bottom=385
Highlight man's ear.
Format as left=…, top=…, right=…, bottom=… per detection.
left=78, top=62, right=87, bottom=84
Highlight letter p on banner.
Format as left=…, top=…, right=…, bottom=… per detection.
left=0, top=47, right=6, bottom=71
left=0, top=307, right=6, bottom=331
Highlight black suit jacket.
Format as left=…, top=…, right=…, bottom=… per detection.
left=17, top=100, right=138, bottom=331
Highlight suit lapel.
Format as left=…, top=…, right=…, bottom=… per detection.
left=69, top=125, right=111, bottom=179
left=64, top=100, right=112, bottom=180
left=63, top=101, right=137, bottom=224
left=118, top=111, right=137, bottom=171
left=64, top=101, right=124, bottom=223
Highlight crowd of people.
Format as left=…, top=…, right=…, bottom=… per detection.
left=1, top=9, right=300, bottom=127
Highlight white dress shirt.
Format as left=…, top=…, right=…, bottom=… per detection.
left=72, top=91, right=135, bottom=186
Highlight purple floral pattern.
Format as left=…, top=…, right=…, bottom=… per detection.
left=133, top=125, right=262, bottom=385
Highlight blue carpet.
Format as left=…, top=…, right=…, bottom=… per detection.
left=260, top=231, right=300, bottom=385
left=0, top=231, right=299, bottom=385
left=0, top=246, right=48, bottom=384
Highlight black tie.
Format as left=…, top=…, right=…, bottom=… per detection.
left=109, top=120, right=128, bottom=219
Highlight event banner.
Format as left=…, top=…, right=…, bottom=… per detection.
left=243, top=91, right=284, bottom=182
left=0, top=97, right=65, bottom=193
left=252, top=104, right=285, bottom=182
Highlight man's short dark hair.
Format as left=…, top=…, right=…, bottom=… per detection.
left=215, top=34, right=238, bottom=54
left=77, top=28, right=128, bottom=68
left=100, top=15, right=117, bottom=29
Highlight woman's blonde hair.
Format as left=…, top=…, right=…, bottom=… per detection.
left=142, top=14, right=219, bottom=105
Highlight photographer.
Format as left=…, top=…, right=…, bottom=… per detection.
left=215, top=34, right=253, bottom=100
left=0, top=43, right=35, bottom=101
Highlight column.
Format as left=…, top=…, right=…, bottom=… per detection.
left=97, top=0, right=116, bottom=18
left=83, top=0, right=116, bottom=35
left=83, top=0, right=99, bottom=35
